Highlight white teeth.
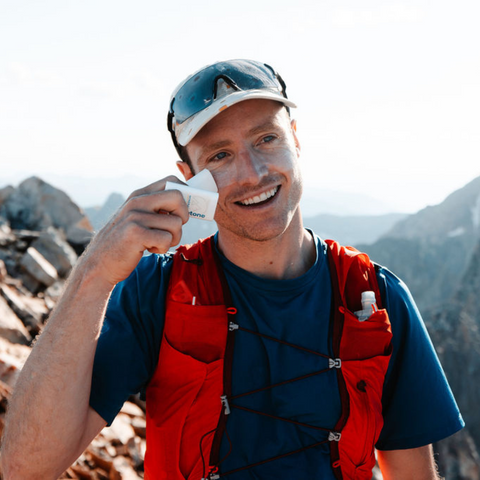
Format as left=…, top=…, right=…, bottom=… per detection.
left=240, top=187, right=278, bottom=206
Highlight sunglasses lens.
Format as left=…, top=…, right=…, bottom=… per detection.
left=172, top=60, right=282, bottom=125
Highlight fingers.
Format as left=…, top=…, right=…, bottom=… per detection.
left=124, top=188, right=190, bottom=225
left=122, top=209, right=185, bottom=249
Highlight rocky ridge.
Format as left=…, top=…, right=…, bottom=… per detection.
left=426, top=239, right=480, bottom=479
left=360, top=175, right=480, bottom=312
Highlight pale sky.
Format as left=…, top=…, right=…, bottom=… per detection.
left=1, top=0, right=479, bottom=213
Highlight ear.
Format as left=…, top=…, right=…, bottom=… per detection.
left=176, top=160, right=195, bottom=181
left=291, top=119, right=301, bottom=156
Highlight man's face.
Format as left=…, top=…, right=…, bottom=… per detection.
left=181, top=99, right=302, bottom=243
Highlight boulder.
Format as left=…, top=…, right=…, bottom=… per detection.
left=20, top=247, right=58, bottom=287
left=0, top=283, right=47, bottom=334
left=0, top=176, right=93, bottom=234
left=0, top=296, right=32, bottom=344
left=0, top=222, right=15, bottom=248
left=66, top=217, right=94, bottom=251
left=31, top=227, right=77, bottom=277
left=18, top=272, right=43, bottom=295
left=0, top=186, right=14, bottom=208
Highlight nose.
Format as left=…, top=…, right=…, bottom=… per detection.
left=234, top=147, right=268, bottom=186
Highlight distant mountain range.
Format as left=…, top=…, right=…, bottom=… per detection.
left=84, top=192, right=408, bottom=247
left=0, top=172, right=405, bottom=218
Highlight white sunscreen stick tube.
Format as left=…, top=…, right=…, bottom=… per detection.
left=165, top=170, right=219, bottom=221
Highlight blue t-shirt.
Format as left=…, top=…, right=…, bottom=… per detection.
left=90, top=233, right=464, bottom=478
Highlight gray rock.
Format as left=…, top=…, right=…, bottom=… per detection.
left=0, top=223, right=15, bottom=247
left=0, top=295, right=32, bottom=344
left=18, top=271, right=43, bottom=295
left=31, top=227, right=77, bottom=277
left=0, top=176, right=93, bottom=234
left=66, top=220, right=94, bottom=248
left=0, top=186, right=14, bottom=208
left=0, top=248, right=20, bottom=279
left=20, top=247, right=58, bottom=287
left=12, top=229, right=41, bottom=241
left=0, top=283, right=47, bottom=334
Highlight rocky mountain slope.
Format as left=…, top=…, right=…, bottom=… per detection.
left=426, top=239, right=480, bottom=479
left=359, top=176, right=480, bottom=311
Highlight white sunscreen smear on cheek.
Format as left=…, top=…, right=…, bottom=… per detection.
left=165, top=169, right=219, bottom=221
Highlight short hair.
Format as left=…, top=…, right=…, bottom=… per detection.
left=177, top=144, right=194, bottom=173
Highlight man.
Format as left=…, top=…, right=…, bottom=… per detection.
left=1, top=60, right=464, bottom=479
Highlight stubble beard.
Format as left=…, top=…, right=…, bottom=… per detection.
left=215, top=172, right=304, bottom=243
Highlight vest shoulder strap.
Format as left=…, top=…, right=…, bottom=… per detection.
left=325, top=239, right=383, bottom=312
left=168, top=235, right=225, bottom=306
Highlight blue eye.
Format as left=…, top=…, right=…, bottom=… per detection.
left=211, top=151, right=227, bottom=162
left=261, top=135, right=275, bottom=143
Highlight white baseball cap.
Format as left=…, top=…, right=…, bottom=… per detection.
left=167, top=59, right=297, bottom=149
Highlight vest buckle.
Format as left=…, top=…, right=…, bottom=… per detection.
left=329, top=358, right=342, bottom=369
left=229, top=322, right=239, bottom=331
left=328, top=431, right=342, bottom=442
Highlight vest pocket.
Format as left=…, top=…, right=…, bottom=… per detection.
left=340, top=356, right=389, bottom=470
left=337, top=307, right=392, bottom=476
left=146, top=334, right=224, bottom=480
left=339, top=307, right=392, bottom=361
left=164, top=300, right=228, bottom=363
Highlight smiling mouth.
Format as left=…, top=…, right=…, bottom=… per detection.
left=236, top=186, right=280, bottom=206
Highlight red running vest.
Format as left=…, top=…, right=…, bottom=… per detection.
left=144, top=236, right=393, bottom=480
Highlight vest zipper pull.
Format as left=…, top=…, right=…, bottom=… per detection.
left=220, top=394, right=231, bottom=415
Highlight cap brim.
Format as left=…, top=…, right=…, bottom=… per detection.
left=176, top=90, right=297, bottom=146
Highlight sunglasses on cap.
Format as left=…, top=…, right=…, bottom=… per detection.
left=167, top=59, right=296, bottom=151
